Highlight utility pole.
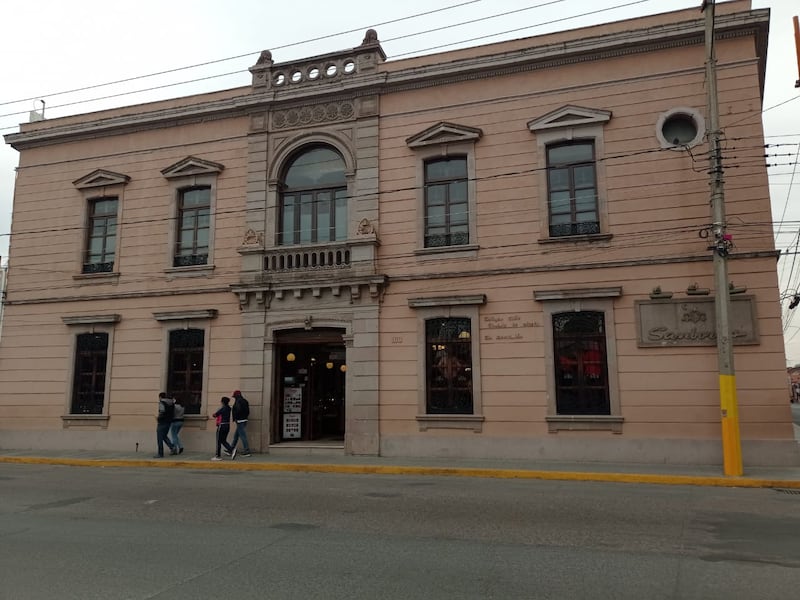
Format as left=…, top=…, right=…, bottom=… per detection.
left=794, top=15, right=799, bottom=88
left=703, top=0, right=742, bottom=476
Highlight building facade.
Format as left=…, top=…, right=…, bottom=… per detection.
left=1, top=0, right=796, bottom=465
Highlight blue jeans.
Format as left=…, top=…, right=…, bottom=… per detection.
left=170, top=420, right=184, bottom=450
left=231, top=420, right=249, bottom=452
left=156, top=422, right=174, bottom=456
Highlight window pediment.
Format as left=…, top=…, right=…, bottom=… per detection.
left=72, top=169, right=130, bottom=189
left=161, top=156, right=224, bottom=179
left=527, top=106, right=612, bottom=132
left=406, top=122, right=483, bottom=148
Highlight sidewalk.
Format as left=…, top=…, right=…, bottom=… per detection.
left=2, top=448, right=800, bottom=489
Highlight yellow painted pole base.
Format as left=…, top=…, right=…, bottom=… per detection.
left=720, top=373, right=743, bottom=476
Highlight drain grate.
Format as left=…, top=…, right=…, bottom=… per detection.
left=773, top=488, right=800, bottom=495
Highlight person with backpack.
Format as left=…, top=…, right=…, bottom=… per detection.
left=230, top=390, right=251, bottom=458
left=154, top=392, right=177, bottom=458
left=170, top=397, right=186, bottom=455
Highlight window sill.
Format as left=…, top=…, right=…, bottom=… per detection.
left=546, top=414, right=623, bottom=433
left=538, top=233, right=613, bottom=245
left=164, top=264, right=215, bottom=279
left=417, top=414, right=484, bottom=432
left=61, top=415, right=109, bottom=429
left=182, top=415, right=210, bottom=430
left=73, top=272, right=120, bottom=283
left=414, top=244, right=479, bottom=260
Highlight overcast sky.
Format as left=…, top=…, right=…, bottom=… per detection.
left=1, top=0, right=798, bottom=359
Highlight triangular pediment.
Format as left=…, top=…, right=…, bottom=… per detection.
left=161, top=156, right=225, bottom=179
left=527, top=106, right=612, bottom=132
left=72, top=169, right=130, bottom=189
left=406, top=122, right=483, bottom=148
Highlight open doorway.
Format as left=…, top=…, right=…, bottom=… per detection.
left=273, top=328, right=346, bottom=443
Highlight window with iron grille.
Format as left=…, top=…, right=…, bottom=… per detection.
left=83, top=197, right=117, bottom=274
left=426, top=317, right=473, bottom=414
left=167, top=329, right=204, bottom=415
left=553, top=311, right=610, bottom=415
left=71, top=333, right=108, bottom=414
left=546, top=141, right=599, bottom=237
left=174, top=187, right=210, bottom=267
left=279, top=146, right=347, bottom=245
left=424, top=157, right=469, bottom=248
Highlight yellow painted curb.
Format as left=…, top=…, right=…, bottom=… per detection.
left=2, top=455, right=800, bottom=489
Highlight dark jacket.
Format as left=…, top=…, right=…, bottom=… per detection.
left=213, top=405, right=231, bottom=425
left=232, top=395, right=250, bottom=422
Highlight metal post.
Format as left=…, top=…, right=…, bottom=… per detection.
left=704, top=0, right=742, bottom=476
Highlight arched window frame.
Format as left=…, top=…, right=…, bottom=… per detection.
left=277, top=145, right=348, bottom=246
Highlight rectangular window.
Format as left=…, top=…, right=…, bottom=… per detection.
left=547, top=142, right=599, bottom=237
left=83, top=197, right=118, bottom=274
left=71, top=333, right=108, bottom=414
left=167, top=329, right=204, bottom=415
left=280, top=189, right=347, bottom=245
left=424, top=158, right=469, bottom=248
left=426, top=317, right=473, bottom=414
left=553, top=311, right=610, bottom=415
left=174, top=187, right=210, bottom=267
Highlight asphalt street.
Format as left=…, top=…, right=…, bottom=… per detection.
left=1, top=463, right=800, bottom=599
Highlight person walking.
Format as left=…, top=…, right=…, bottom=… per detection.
left=230, top=390, right=251, bottom=458
left=170, top=397, right=186, bottom=454
left=211, top=396, right=234, bottom=461
left=155, top=392, right=176, bottom=458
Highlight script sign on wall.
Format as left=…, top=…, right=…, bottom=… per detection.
left=635, top=296, right=758, bottom=347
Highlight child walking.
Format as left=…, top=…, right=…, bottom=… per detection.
left=211, top=396, right=234, bottom=461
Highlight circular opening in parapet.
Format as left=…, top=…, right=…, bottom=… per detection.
left=308, top=66, right=320, bottom=80
left=656, top=108, right=705, bottom=149
left=274, top=73, right=286, bottom=86
left=343, top=60, right=356, bottom=74
left=326, top=64, right=337, bottom=77
left=291, top=70, right=302, bottom=83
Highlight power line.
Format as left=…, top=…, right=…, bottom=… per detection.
left=0, top=0, right=487, bottom=109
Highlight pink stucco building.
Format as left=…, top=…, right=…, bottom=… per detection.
left=1, top=1, right=795, bottom=465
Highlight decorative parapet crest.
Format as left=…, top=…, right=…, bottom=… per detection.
left=249, top=29, right=386, bottom=91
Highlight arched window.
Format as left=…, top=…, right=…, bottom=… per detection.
left=279, top=146, right=347, bottom=245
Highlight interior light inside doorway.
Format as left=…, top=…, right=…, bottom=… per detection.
left=286, top=353, right=296, bottom=362
left=340, top=365, right=347, bottom=372
left=326, top=362, right=334, bottom=369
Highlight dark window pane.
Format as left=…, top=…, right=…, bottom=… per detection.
left=424, top=157, right=470, bottom=248
left=548, top=143, right=593, bottom=165
left=284, top=147, right=346, bottom=188
left=168, top=329, right=204, bottom=415
left=71, top=333, right=109, bottom=415
left=425, top=318, right=472, bottom=414
left=553, top=311, right=609, bottom=415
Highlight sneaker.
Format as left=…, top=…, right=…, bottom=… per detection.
left=211, top=456, right=223, bottom=461
left=241, top=452, right=251, bottom=457
left=231, top=448, right=237, bottom=460
left=179, top=447, right=184, bottom=455
left=223, top=449, right=232, bottom=456
left=170, top=449, right=178, bottom=455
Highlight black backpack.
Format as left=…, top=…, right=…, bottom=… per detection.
left=161, top=399, right=175, bottom=421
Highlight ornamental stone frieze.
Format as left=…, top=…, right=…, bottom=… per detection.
left=272, top=101, right=355, bottom=130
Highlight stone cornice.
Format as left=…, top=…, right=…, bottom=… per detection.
left=4, top=10, right=767, bottom=150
